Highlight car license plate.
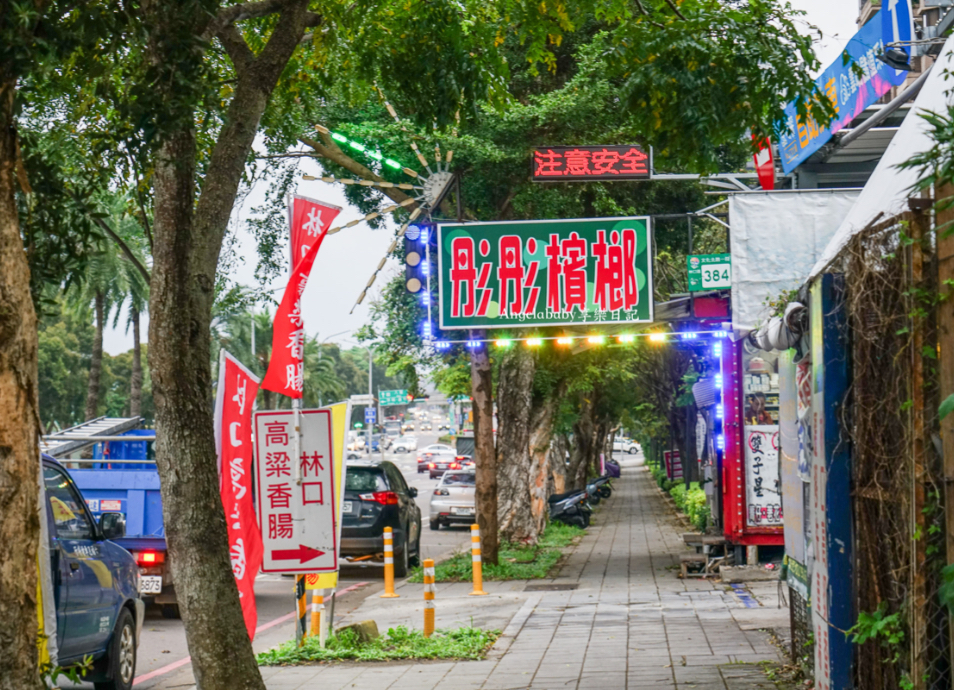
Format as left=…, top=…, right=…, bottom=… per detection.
left=451, top=507, right=474, bottom=516
left=140, top=575, right=162, bottom=595
left=342, top=501, right=353, bottom=513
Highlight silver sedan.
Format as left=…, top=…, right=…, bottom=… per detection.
left=428, top=470, right=476, bottom=530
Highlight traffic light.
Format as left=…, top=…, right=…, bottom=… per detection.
left=404, top=225, right=428, bottom=294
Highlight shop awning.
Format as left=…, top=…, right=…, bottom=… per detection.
left=809, top=38, right=954, bottom=280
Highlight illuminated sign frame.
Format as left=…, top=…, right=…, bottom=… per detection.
left=436, top=216, right=653, bottom=330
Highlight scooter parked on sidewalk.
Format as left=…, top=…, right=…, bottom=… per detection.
left=589, top=475, right=613, bottom=500
left=549, top=489, right=593, bottom=529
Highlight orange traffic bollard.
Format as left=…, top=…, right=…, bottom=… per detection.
left=310, top=589, right=324, bottom=638
left=470, top=524, right=487, bottom=596
left=295, top=575, right=308, bottom=646
left=381, top=526, right=399, bottom=598
left=423, top=558, right=435, bottom=637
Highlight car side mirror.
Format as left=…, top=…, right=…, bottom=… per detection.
left=408, top=487, right=418, bottom=498
left=99, top=512, right=125, bottom=540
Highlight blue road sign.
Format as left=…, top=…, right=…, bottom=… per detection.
left=364, top=407, right=377, bottom=424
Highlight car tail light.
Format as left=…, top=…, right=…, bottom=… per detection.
left=449, top=463, right=461, bottom=469
left=434, top=489, right=449, bottom=496
left=359, top=491, right=399, bottom=505
left=455, top=456, right=467, bottom=461
left=428, top=463, right=435, bottom=469
left=135, top=551, right=165, bottom=566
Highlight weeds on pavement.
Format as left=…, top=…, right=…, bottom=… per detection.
left=257, top=626, right=500, bottom=665
left=409, top=522, right=584, bottom=583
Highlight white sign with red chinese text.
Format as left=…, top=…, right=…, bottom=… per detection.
left=254, top=409, right=338, bottom=574
left=743, top=425, right=782, bottom=526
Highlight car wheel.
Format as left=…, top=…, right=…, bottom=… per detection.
left=93, top=607, right=136, bottom=690
left=160, top=604, right=181, bottom=620
left=429, top=518, right=440, bottom=531
left=393, top=536, right=410, bottom=578
left=628, top=446, right=638, bottom=454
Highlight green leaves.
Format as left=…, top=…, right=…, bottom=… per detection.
left=939, top=393, right=954, bottom=421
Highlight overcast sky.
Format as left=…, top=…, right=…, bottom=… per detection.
left=101, top=2, right=859, bottom=356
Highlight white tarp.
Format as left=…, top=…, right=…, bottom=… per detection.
left=729, top=190, right=860, bottom=332
left=809, top=38, right=954, bottom=279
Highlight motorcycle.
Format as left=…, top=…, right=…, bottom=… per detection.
left=548, top=489, right=592, bottom=529
left=587, top=475, right=614, bottom=502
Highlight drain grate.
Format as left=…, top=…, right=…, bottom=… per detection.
left=524, top=583, right=579, bottom=592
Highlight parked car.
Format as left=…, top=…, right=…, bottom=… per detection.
left=417, top=443, right=456, bottom=473
left=612, top=437, right=640, bottom=454
left=340, top=461, right=422, bottom=577
left=42, top=455, right=144, bottom=690
left=392, top=436, right=418, bottom=453
left=429, top=470, right=476, bottom=529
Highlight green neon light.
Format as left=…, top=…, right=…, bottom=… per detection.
left=328, top=129, right=405, bottom=170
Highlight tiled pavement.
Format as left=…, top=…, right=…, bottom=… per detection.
left=261, top=463, right=787, bottom=689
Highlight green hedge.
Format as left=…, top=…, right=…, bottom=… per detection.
left=648, top=462, right=709, bottom=531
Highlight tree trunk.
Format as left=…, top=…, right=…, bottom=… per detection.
left=528, top=395, right=558, bottom=537
left=85, top=290, right=104, bottom=421
left=567, top=398, right=594, bottom=491
left=550, top=433, right=568, bottom=495
left=495, top=347, right=536, bottom=545
left=0, top=72, right=43, bottom=690
left=143, top=3, right=314, bottom=687
left=471, top=342, right=498, bottom=564
left=130, top=304, right=142, bottom=418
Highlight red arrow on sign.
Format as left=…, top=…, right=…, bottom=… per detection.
left=271, top=545, right=325, bottom=563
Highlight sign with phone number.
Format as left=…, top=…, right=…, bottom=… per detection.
left=687, top=253, right=731, bottom=292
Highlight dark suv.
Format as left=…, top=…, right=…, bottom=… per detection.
left=340, top=461, right=422, bottom=577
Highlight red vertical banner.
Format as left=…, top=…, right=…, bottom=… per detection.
left=261, top=224, right=329, bottom=398
left=752, top=136, right=775, bottom=191
left=213, top=350, right=263, bottom=639
left=288, top=195, right=342, bottom=267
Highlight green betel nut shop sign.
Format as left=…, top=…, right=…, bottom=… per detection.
left=437, top=217, right=653, bottom=330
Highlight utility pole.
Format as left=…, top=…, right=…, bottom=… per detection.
left=366, top=347, right=372, bottom=455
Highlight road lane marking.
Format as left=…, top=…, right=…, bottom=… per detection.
left=131, top=581, right=372, bottom=686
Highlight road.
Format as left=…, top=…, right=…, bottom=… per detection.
left=63, top=430, right=472, bottom=689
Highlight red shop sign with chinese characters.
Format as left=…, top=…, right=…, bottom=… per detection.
left=254, top=409, right=338, bottom=574
left=532, top=145, right=652, bottom=182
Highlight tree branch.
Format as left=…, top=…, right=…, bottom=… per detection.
left=663, top=0, right=687, bottom=21
left=214, top=0, right=284, bottom=28
left=633, top=0, right=665, bottom=28
left=304, top=11, right=323, bottom=27
left=91, top=215, right=151, bottom=283
left=217, top=23, right=255, bottom=73
left=300, top=131, right=415, bottom=207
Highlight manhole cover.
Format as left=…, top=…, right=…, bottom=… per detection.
left=524, top=583, right=579, bottom=591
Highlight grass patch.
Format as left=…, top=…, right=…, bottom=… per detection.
left=257, top=626, right=499, bottom=665
left=410, top=521, right=584, bottom=583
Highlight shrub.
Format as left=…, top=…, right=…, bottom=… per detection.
left=669, top=483, right=688, bottom=511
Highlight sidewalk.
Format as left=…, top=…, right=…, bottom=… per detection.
left=260, top=462, right=789, bottom=689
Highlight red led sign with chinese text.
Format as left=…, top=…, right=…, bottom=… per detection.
left=532, top=145, right=652, bottom=182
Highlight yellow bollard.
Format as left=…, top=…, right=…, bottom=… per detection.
left=423, top=558, right=435, bottom=637
left=469, top=524, right=488, bottom=596
left=310, top=588, right=324, bottom=639
left=295, top=575, right=308, bottom=646
left=381, top=526, right=400, bottom=598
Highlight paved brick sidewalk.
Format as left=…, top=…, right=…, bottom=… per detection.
left=261, top=463, right=787, bottom=689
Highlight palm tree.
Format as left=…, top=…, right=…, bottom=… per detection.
left=69, top=245, right=128, bottom=421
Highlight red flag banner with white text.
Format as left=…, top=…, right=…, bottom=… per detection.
left=213, top=350, right=263, bottom=639
left=261, top=225, right=329, bottom=397
left=288, top=195, right=341, bottom=268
